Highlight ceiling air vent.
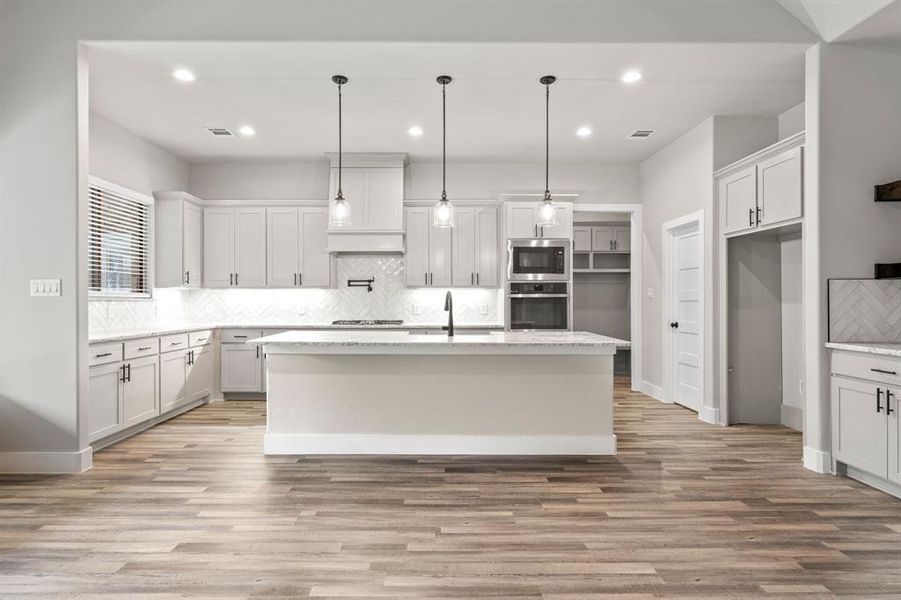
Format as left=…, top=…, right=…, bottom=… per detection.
left=628, top=129, right=656, bottom=139
left=206, top=127, right=234, bottom=137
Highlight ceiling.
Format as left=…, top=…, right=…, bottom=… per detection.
left=777, top=0, right=901, bottom=43
left=88, top=41, right=809, bottom=163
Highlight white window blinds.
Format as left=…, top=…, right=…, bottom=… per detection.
left=88, top=180, right=152, bottom=298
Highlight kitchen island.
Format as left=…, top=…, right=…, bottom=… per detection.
left=254, top=330, right=627, bottom=456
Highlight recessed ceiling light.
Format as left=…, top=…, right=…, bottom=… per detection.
left=621, top=70, right=643, bottom=84
left=238, top=125, right=256, bottom=137
left=172, top=68, right=196, bottom=83
left=576, top=126, right=592, bottom=138
left=408, top=126, right=424, bottom=137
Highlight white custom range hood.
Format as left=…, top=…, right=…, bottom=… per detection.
left=326, top=153, right=408, bottom=254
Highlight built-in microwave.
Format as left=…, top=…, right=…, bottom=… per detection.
left=506, top=239, right=570, bottom=282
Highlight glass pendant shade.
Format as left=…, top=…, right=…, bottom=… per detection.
left=433, top=197, right=455, bottom=228
left=536, top=195, right=557, bottom=227
left=329, top=194, right=351, bottom=228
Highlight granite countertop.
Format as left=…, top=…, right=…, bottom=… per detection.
left=89, top=322, right=505, bottom=343
left=826, top=342, right=901, bottom=358
left=254, top=330, right=630, bottom=356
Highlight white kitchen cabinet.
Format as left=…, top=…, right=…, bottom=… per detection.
left=539, top=204, right=572, bottom=239
left=300, top=208, right=331, bottom=287
left=88, top=361, right=125, bottom=443
left=154, top=191, right=203, bottom=288
left=327, top=161, right=405, bottom=232
left=221, top=340, right=263, bottom=393
left=266, top=207, right=331, bottom=288
left=504, top=202, right=572, bottom=240
left=187, top=344, right=214, bottom=402
left=453, top=206, right=498, bottom=287
left=758, top=146, right=803, bottom=227
left=573, top=226, right=592, bottom=252
left=592, top=226, right=614, bottom=252
left=203, top=207, right=266, bottom=288
left=123, top=354, right=159, bottom=428
left=613, top=225, right=631, bottom=252
left=720, top=166, right=758, bottom=235
left=159, top=349, right=189, bottom=414
left=404, top=207, right=452, bottom=287
left=832, top=376, right=889, bottom=477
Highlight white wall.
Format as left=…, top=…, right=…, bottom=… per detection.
left=778, top=102, right=805, bottom=140
left=780, top=232, right=803, bottom=430
left=90, top=111, right=189, bottom=195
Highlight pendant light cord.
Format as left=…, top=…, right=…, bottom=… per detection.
left=337, top=80, right=343, bottom=198
left=544, top=82, right=550, bottom=199
left=441, top=80, right=447, bottom=201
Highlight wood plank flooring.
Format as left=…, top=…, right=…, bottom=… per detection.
left=2, top=378, right=901, bottom=598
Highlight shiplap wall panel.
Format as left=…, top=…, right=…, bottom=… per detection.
left=573, top=275, right=631, bottom=341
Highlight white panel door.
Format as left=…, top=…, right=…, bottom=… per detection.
left=669, top=223, right=702, bottom=412
left=832, top=377, right=888, bottom=477
left=203, top=208, right=235, bottom=287
left=183, top=202, right=203, bottom=288
left=720, top=166, right=758, bottom=234
left=429, top=208, right=453, bottom=287
left=88, top=362, right=124, bottom=442
left=758, top=146, right=803, bottom=227
left=367, top=168, right=404, bottom=230
left=404, top=207, right=430, bottom=287
left=452, top=207, right=476, bottom=287
left=573, top=226, right=592, bottom=252
left=329, top=168, right=367, bottom=229
left=187, top=345, right=214, bottom=402
left=613, top=225, right=631, bottom=253
left=506, top=204, right=537, bottom=239
left=220, top=344, right=262, bottom=393
left=299, top=208, right=331, bottom=287
left=159, top=349, right=188, bottom=414
left=235, top=208, right=267, bottom=288
left=476, top=207, right=498, bottom=287
left=540, top=204, right=572, bottom=239
left=266, top=207, right=300, bottom=287
left=123, top=355, right=159, bottom=428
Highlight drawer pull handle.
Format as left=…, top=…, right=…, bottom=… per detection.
left=877, top=388, right=884, bottom=413
left=871, top=368, right=897, bottom=375
left=95, top=352, right=112, bottom=358
left=137, top=346, right=153, bottom=351
left=169, top=342, right=183, bottom=346
left=233, top=335, right=248, bottom=338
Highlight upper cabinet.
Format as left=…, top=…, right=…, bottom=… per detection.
left=404, top=207, right=452, bottom=287
left=203, top=207, right=266, bottom=288
left=718, top=134, right=803, bottom=236
left=503, top=202, right=573, bottom=240
left=452, top=207, right=498, bottom=287
left=266, top=207, right=332, bottom=288
left=154, top=191, right=203, bottom=288
left=579, top=224, right=630, bottom=253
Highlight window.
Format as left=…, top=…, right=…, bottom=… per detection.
left=88, top=178, right=153, bottom=298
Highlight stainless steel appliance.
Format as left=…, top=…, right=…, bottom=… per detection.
left=507, top=238, right=569, bottom=282
left=506, top=282, right=569, bottom=331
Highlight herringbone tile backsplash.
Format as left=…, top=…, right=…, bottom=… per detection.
left=90, top=256, right=501, bottom=332
left=829, top=279, right=901, bottom=343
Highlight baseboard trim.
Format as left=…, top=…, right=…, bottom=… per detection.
left=640, top=381, right=665, bottom=402
left=842, top=463, right=901, bottom=500
left=803, top=446, right=832, bottom=474
left=780, top=405, right=803, bottom=431
left=698, top=405, right=720, bottom=425
left=264, top=433, right=617, bottom=456
left=0, top=447, right=92, bottom=474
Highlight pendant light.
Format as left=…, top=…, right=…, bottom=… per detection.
left=433, top=75, right=455, bottom=228
left=536, top=75, right=558, bottom=228
left=329, top=75, right=351, bottom=228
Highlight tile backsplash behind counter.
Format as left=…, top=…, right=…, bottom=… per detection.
left=90, top=256, right=501, bottom=332
left=829, top=279, right=901, bottom=343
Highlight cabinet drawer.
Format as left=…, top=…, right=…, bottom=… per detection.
left=832, top=350, right=901, bottom=386
left=159, top=333, right=189, bottom=353
left=189, top=330, right=214, bottom=347
left=89, top=342, right=123, bottom=367
left=221, top=329, right=262, bottom=344
left=124, top=337, right=159, bottom=360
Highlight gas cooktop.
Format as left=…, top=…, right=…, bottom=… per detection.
left=331, top=320, right=404, bottom=326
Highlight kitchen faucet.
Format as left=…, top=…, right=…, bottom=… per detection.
left=444, top=291, right=454, bottom=338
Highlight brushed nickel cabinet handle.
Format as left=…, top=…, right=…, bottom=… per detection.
left=95, top=352, right=112, bottom=358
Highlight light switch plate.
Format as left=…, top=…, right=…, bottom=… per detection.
left=30, top=278, right=61, bottom=297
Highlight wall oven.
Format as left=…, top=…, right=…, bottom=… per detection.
left=506, top=282, right=569, bottom=331
left=507, top=239, right=569, bottom=282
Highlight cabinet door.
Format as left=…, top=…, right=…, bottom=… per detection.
left=203, top=208, right=235, bottom=287
left=429, top=208, right=453, bottom=287
left=831, top=377, right=888, bottom=477
left=88, top=362, right=124, bottom=442
left=404, top=207, right=430, bottom=287
left=592, top=226, right=614, bottom=252
left=573, top=226, right=592, bottom=252
left=220, top=344, right=262, bottom=393
left=506, top=204, right=538, bottom=239
left=187, top=345, right=214, bottom=402
left=476, top=207, right=498, bottom=287
left=720, top=166, right=758, bottom=235
left=613, top=225, right=631, bottom=253
left=540, top=204, right=572, bottom=239
left=299, top=208, right=331, bottom=287
left=266, top=207, right=300, bottom=288
left=367, top=168, right=404, bottom=231
left=452, top=207, right=476, bottom=287
left=159, top=349, right=188, bottom=414
left=329, top=168, right=367, bottom=229
left=183, top=202, right=203, bottom=288
left=758, top=146, right=802, bottom=227
left=123, top=355, right=159, bottom=428
left=235, top=208, right=267, bottom=288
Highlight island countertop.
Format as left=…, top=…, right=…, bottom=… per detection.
left=253, top=330, right=628, bottom=355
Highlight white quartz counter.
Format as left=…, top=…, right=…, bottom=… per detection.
left=826, top=342, right=901, bottom=358
left=254, top=330, right=628, bottom=355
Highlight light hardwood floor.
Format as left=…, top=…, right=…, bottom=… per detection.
left=2, top=378, right=901, bottom=598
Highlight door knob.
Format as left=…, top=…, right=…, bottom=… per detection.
left=670, top=322, right=679, bottom=328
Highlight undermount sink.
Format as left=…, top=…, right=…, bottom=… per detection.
left=407, top=330, right=497, bottom=336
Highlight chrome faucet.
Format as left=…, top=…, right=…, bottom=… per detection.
left=444, top=291, right=454, bottom=338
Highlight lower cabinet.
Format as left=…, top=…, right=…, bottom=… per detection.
left=123, top=354, right=160, bottom=428
left=187, top=344, right=215, bottom=401
left=160, top=349, right=190, bottom=414
left=221, top=342, right=263, bottom=392
left=88, top=361, right=126, bottom=442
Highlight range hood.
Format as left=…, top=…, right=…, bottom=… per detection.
left=326, top=153, right=408, bottom=254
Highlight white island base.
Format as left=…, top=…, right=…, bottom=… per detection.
left=257, top=331, right=623, bottom=456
